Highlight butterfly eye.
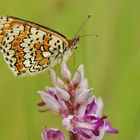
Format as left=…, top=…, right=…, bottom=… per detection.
left=71, top=36, right=80, bottom=48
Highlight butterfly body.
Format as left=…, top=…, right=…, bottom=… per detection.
left=0, top=16, right=79, bottom=76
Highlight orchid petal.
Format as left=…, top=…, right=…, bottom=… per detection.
left=50, top=69, right=65, bottom=88
left=61, top=63, right=71, bottom=82
left=76, top=88, right=93, bottom=104
left=105, top=122, right=119, bottom=134
left=41, top=128, right=65, bottom=140
left=55, top=85, right=70, bottom=101
left=38, top=91, right=61, bottom=114
left=72, top=65, right=84, bottom=86
left=96, top=98, right=103, bottom=116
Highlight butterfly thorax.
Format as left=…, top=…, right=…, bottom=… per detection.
left=60, top=36, right=80, bottom=63
left=68, top=36, right=80, bottom=49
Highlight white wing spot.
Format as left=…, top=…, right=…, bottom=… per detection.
left=42, top=51, right=51, bottom=58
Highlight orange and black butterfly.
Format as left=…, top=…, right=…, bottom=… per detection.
left=0, top=16, right=80, bottom=76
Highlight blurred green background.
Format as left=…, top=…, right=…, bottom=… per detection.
left=0, top=0, right=140, bottom=140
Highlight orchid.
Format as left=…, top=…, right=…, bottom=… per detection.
left=38, top=63, right=118, bottom=140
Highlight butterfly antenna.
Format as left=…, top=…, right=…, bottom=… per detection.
left=80, top=33, right=99, bottom=38
left=74, top=14, right=91, bottom=38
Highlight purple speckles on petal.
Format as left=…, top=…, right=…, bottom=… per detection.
left=93, top=116, right=107, bottom=129
left=85, top=98, right=97, bottom=115
left=41, top=128, right=66, bottom=140
left=81, top=115, right=97, bottom=121
left=92, top=128, right=100, bottom=136
left=76, top=128, right=91, bottom=139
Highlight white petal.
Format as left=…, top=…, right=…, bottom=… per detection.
left=72, top=65, right=84, bottom=86
left=38, top=91, right=61, bottom=114
left=96, top=97, right=103, bottom=116
left=76, top=88, right=93, bottom=104
left=55, top=86, right=70, bottom=101
left=61, top=63, right=71, bottom=82
left=77, top=78, right=89, bottom=94
left=50, top=69, right=65, bottom=88
left=78, top=103, right=88, bottom=116
left=62, top=115, right=74, bottom=132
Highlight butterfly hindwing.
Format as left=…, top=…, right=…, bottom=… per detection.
left=0, top=16, right=69, bottom=76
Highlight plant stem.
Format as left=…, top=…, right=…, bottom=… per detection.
left=69, top=132, right=77, bottom=140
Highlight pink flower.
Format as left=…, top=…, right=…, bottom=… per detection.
left=38, top=63, right=118, bottom=140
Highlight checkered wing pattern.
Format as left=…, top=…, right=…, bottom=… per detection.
left=0, top=16, right=71, bottom=76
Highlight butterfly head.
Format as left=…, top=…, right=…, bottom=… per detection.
left=69, top=36, right=80, bottom=49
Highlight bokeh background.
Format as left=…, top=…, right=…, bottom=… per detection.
left=0, top=0, right=140, bottom=140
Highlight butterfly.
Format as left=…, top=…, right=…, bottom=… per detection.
left=0, top=16, right=80, bottom=76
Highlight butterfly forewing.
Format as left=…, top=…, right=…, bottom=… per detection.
left=0, top=16, right=70, bottom=76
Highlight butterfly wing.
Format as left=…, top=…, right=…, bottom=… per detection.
left=0, top=16, right=70, bottom=76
